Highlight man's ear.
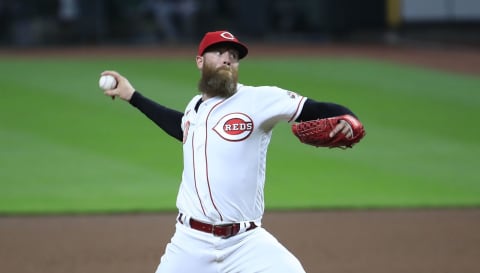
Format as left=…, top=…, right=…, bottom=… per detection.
left=196, top=56, right=203, bottom=70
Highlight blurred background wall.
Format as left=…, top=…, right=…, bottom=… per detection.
left=0, top=0, right=479, bottom=47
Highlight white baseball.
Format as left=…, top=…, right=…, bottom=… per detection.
left=99, top=75, right=117, bottom=90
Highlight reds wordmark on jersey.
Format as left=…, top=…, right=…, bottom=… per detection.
left=213, top=113, right=254, bottom=141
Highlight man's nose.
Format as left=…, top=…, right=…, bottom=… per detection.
left=221, top=53, right=232, bottom=66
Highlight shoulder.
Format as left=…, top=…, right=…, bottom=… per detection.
left=237, top=83, right=282, bottom=92
left=237, top=83, right=294, bottom=96
left=237, top=83, right=303, bottom=101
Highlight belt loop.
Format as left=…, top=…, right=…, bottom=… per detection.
left=239, top=222, right=247, bottom=233
left=177, top=213, right=184, bottom=224
left=183, top=214, right=191, bottom=228
left=177, top=213, right=191, bottom=227
left=238, top=221, right=258, bottom=233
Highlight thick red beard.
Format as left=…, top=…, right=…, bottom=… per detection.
left=198, top=64, right=238, bottom=98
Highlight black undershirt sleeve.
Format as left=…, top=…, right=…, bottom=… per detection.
left=295, top=98, right=357, bottom=122
left=129, top=91, right=183, bottom=142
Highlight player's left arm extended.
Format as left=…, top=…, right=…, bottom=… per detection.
left=295, top=99, right=356, bottom=122
left=292, top=98, right=366, bottom=148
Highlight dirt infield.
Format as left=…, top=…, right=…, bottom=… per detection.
left=1, top=44, right=479, bottom=273
left=1, top=210, right=480, bottom=273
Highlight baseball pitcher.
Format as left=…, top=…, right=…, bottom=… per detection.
left=100, top=30, right=365, bottom=272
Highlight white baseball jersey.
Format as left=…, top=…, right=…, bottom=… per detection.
left=177, top=83, right=306, bottom=224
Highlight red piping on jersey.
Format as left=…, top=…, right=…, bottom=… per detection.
left=204, top=99, right=226, bottom=221
left=192, top=131, right=207, bottom=216
left=288, top=96, right=306, bottom=123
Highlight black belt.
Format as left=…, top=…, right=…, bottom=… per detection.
left=178, top=213, right=257, bottom=239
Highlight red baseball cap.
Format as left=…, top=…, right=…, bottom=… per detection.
left=198, top=30, right=248, bottom=59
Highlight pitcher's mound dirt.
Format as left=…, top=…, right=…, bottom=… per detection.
left=1, top=209, right=480, bottom=273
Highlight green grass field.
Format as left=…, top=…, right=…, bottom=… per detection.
left=1, top=54, right=479, bottom=214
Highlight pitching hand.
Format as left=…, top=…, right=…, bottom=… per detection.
left=329, top=119, right=354, bottom=138
left=100, top=70, right=135, bottom=101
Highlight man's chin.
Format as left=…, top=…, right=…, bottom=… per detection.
left=200, top=79, right=237, bottom=98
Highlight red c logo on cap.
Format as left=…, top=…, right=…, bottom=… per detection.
left=220, top=32, right=235, bottom=40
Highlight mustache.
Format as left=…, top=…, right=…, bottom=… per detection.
left=216, top=65, right=232, bottom=72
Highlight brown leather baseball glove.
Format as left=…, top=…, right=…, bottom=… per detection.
left=291, top=115, right=366, bottom=149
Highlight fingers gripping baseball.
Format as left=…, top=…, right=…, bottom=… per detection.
left=329, top=120, right=353, bottom=138
left=99, top=71, right=135, bottom=101
left=292, top=115, right=366, bottom=148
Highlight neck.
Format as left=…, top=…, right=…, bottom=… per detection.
left=202, top=93, right=211, bottom=101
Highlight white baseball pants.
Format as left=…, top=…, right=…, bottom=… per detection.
left=155, top=222, right=306, bottom=273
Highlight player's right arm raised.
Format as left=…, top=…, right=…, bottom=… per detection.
left=100, top=70, right=183, bottom=142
